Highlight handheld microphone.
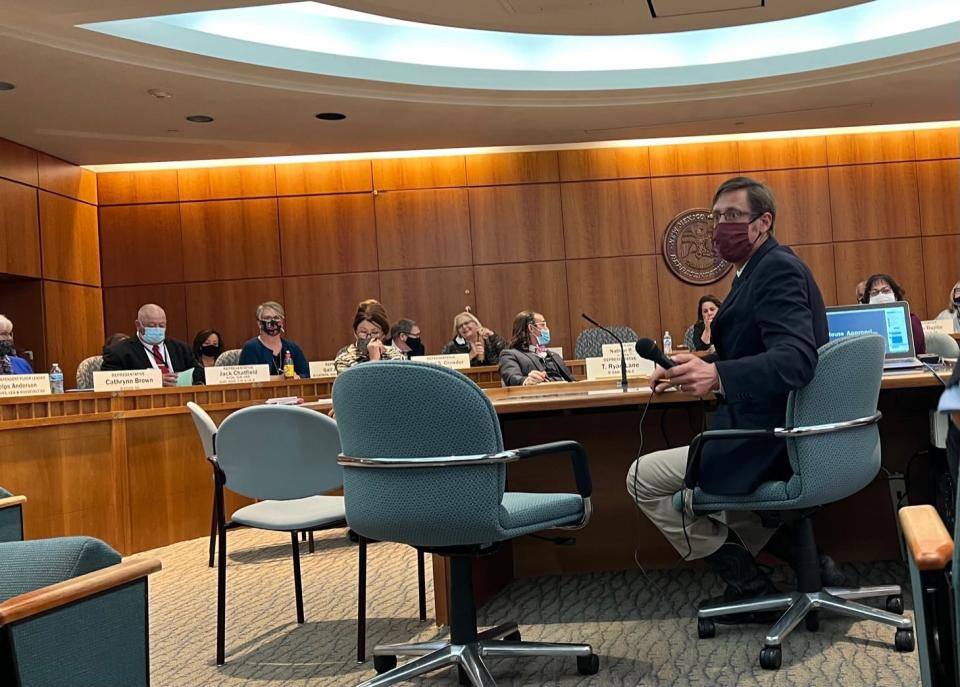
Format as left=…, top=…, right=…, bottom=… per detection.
left=581, top=313, right=628, bottom=392
left=635, top=338, right=676, bottom=370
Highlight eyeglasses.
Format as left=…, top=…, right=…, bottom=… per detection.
left=260, top=317, right=282, bottom=323
left=867, top=286, right=894, bottom=297
left=706, top=209, right=763, bottom=228
left=532, top=320, right=548, bottom=328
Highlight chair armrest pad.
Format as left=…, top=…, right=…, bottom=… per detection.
left=0, top=558, right=161, bottom=626
left=515, top=441, right=592, bottom=498
left=0, top=495, right=26, bottom=510
left=899, top=505, right=954, bottom=571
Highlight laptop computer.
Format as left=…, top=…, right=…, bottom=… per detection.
left=825, top=301, right=922, bottom=370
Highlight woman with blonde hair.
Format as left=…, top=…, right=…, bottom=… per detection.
left=441, top=311, right=506, bottom=366
left=936, top=280, right=960, bottom=333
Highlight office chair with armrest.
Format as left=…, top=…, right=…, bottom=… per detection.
left=926, top=332, right=960, bottom=360
left=574, top=326, right=638, bottom=359
left=0, top=536, right=160, bottom=687
left=333, top=360, right=598, bottom=687
left=75, top=355, right=103, bottom=390
left=678, top=334, right=913, bottom=669
left=214, top=349, right=242, bottom=366
left=0, top=487, right=25, bottom=543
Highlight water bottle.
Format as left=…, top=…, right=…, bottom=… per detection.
left=283, top=350, right=295, bottom=379
left=49, top=363, right=64, bottom=394
left=663, top=331, right=673, bottom=355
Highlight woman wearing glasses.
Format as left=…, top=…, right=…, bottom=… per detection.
left=936, top=280, right=960, bottom=333
left=862, top=273, right=926, bottom=354
left=238, top=301, right=310, bottom=377
left=499, top=310, right=574, bottom=386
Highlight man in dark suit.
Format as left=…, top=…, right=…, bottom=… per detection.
left=102, top=304, right=200, bottom=386
left=627, top=176, right=832, bottom=609
left=499, top=310, right=574, bottom=386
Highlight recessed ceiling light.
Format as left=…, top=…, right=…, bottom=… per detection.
left=315, top=112, right=346, bottom=121
left=148, top=88, right=173, bottom=99
left=186, top=115, right=214, bottom=123
left=0, top=82, right=15, bottom=91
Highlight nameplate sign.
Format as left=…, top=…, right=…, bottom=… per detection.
left=309, top=361, right=338, bottom=378
left=0, top=374, right=51, bottom=397
left=922, top=319, right=954, bottom=336
left=410, top=354, right=471, bottom=370
left=601, top=342, right=644, bottom=364
left=585, top=355, right=654, bottom=382
left=205, top=365, right=271, bottom=386
left=93, top=369, right=162, bottom=392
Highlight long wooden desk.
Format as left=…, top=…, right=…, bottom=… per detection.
left=0, top=363, right=950, bottom=625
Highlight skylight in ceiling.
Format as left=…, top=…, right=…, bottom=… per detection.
left=79, top=0, right=960, bottom=90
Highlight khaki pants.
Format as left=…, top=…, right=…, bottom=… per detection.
left=626, top=446, right=776, bottom=560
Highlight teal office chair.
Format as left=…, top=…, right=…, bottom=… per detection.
left=575, top=325, right=639, bottom=359
left=333, top=361, right=598, bottom=687
left=0, top=487, right=25, bottom=543
left=678, top=334, right=914, bottom=669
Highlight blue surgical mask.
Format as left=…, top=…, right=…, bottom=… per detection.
left=537, top=328, right=551, bottom=346
left=141, top=326, right=166, bottom=345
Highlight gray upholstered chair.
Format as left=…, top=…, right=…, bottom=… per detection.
left=75, top=355, right=103, bottom=390
left=925, top=332, right=960, bottom=359
left=0, top=487, right=25, bottom=543
left=186, top=402, right=234, bottom=569
left=680, top=334, right=914, bottom=669
left=574, top=325, right=639, bottom=359
left=0, top=535, right=160, bottom=686
left=211, top=404, right=347, bottom=665
left=333, top=360, right=599, bottom=686
left=214, top=349, right=242, bottom=366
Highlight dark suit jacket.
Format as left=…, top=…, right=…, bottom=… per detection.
left=695, top=237, right=828, bottom=495
left=102, top=336, right=202, bottom=384
left=499, top=349, right=574, bottom=387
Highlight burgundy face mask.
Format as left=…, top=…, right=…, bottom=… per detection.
left=714, top=222, right=761, bottom=263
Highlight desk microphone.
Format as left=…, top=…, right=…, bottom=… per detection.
left=581, top=313, right=628, bottom=392
left=635, top=338, right=676, bottom=370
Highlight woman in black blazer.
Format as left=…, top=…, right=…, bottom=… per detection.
left=498, top=310, right=574, bottom=386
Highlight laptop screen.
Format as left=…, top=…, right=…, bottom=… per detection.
left=825, top=301, right=915, bottom=359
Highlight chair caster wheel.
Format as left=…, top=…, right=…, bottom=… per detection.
left=504, top=630, right=521, bottom=641
left=373, top=655, right=396, bottom=674
left=895, top=628, right=914, bottom=652
left=886, top=595, right=904, bottom=614
left=760, top=645, right=782, bottom=670
left=697, top=617, right=716, bottom=639
left=804, top=612, right=819, bottom=632
left=577, top=653, right=600, bottom=676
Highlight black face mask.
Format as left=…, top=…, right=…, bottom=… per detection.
left=200, top=344, right=221, bottom=358
left=260, top=320, right=283, bottom=336
left=406, top=337, right=425, bottom=356
left=0, top=340, right=13, bottom=357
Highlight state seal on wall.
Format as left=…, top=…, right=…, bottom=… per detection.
left=662, top=208, right=732, bottom=285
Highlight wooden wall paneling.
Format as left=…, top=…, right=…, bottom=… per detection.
left=0, top=138, right=38, bottom=186
left=737, top=136, right=827, bottom=171
left=561, top=179, right=655, bottom=259
left=282, top=272, right=380, bottom=360
left=0, top=278, right=45, bottom=371
left=103, top=284, right=189, bottom=345
left=36, top=153, right=97, bottom=205
left=96, top=170, right=179, bottom=205
left=98, top=204, right=184, bottom=287
left=372, top=156, right=466, bottom=190
left=648, top=141, right=739, bottom=177
left=0, top=178, right=40, bottom=277
left=180, top=199, right=281, bottom=281
left=558, top=147, right=650, bottom=182
left=0, top=424, right=123, bottom=549
left=833, top=238, right=927, bottom=318
left=278, top=193, right=378, bottom=276
left=39, top=192, right=101, bottom=286
left=378, top=266, right=476, bottom=355
left=917, top=160, right=960, bottom=236
left=465, top=152, right=559, bottom=186
left=473, top=261, right=572, bottom=355
left=42, top=281, right=105, bottom=382
left=826, top=131, right=917, bottom=166
left=921, top=235, right=960, bottom=320
left=184, top=278, right=284, bottom=354
left=914, top=127, right=960, bottom=160
left=565, top=255, right=662, bottom=344
left=374, top=188, right=472, bottom=270
left=468, top=184, right=564, bottom=264
left=274, top=160, right=372, bottom=196
left=790, top=243, right=838, bottom=306
left=828, top=163, right=921, bottom=242
left=649, top=173, right=730, bottom=252
left=741, top=168, right=832, bottom=246
left=177, top=165, right=277, bottom=201
left=656, top=260, right=735, bottom=349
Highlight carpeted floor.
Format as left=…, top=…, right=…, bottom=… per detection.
left=130, top=528, right=920, bottom=686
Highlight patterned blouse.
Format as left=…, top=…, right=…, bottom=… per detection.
left=334, top=343, right=406, bottom=374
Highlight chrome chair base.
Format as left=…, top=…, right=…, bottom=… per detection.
left=697, top=585, right=915, bottom=670
left=356, top=623, right=596, bottom=687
